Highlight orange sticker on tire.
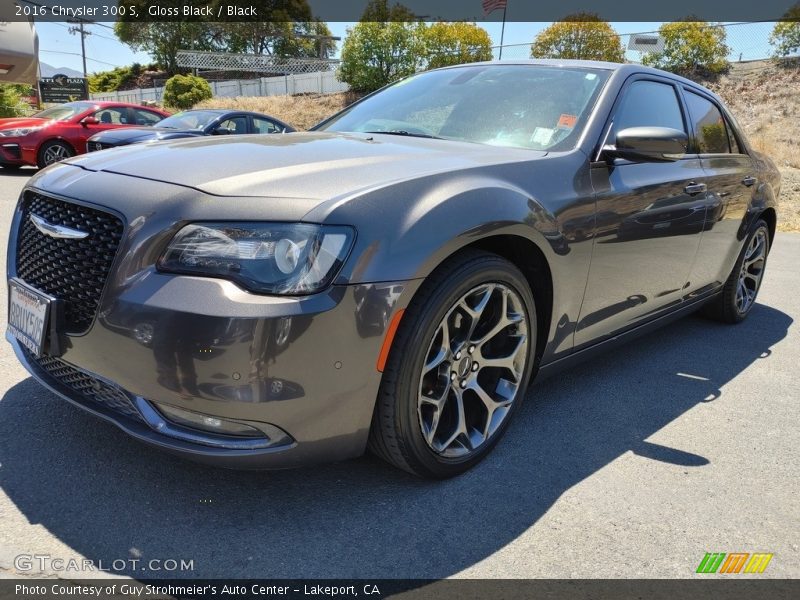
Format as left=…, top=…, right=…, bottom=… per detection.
left=558, top=114, right=578, bottom=129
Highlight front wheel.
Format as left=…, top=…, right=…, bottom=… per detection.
left=369, top=250, right=537, bottom=478
left=37, top=140, right=74, bottom=168
left=703, top=219, right=770, bottom=324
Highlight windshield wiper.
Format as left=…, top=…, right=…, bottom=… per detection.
left=364, top=130, right=442, bottom=140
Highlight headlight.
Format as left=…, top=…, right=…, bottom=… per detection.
left=158, top=222, right=355, bottom=295
left=0, top=127, right=41, bottom=137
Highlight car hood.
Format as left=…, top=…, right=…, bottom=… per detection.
left=66, top=131, right=545, bottom=199
left=89, top=127, right=193, bottom=143
left=0, top=117, right=51, bottom=130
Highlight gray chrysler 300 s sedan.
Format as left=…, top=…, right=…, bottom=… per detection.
left=7, top=61, right=779, bottom=478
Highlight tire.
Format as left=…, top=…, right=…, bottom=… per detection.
left=37, top=140, right=74, bottom=169
left=703, top=219, right=770, bottom=324
left=369, top=249, right=537, bottom=478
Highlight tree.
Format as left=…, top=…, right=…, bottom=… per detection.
left=530, top=13, right=625, bottom=62
left=338, top=1, right=422, bottom=93
left=162, top=74, right=212, bottom=109
left=422, top=22, right=493, bottom=69
left=114, top=21, right=216, bottom=75
left=642, top=20, right=729, bottom=77
left=0, top=84, right=29, bottom=118
left=209, top=0, right=336, bottom=59
left=770, top=4, right=800, bottom=58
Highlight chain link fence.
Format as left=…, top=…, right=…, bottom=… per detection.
left=493, top=22, right=782, bottom=66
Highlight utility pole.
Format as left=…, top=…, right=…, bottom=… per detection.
left=68, top=20, right=90, bottom=77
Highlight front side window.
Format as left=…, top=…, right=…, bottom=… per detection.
left=93, top=107, right=128, bottom=125
left=218, top=116, right=248, bottom=134
left=316, top=65, right=610, bottom=151
left=684, top=90, right=731, bottom=154
left=612, top=80, right=685, bottom=136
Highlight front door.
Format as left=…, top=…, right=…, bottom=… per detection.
left=576, top=77, right=710, bottom=348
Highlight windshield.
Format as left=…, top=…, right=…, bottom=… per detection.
left=156, top=111, right=221, bottom=130
left=317, top=65, right=610, bottom=151
left=33, top=102, right=95, bottom=121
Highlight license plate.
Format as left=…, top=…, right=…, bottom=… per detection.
left=8, top=278, right=52, bottom=357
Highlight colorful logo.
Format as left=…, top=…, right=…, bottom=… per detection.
left=696, top=552, right=774, bottom=574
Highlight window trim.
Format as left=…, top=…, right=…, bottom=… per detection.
left=680, top=85, right=750, bottom=158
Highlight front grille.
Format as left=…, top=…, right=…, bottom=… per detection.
left=24, top=348, right=143, bottom=423
left=15, top=192, right=124, bottom=333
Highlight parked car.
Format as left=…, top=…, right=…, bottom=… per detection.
left=7, top=61, right=779, bottom=478
left=86, top=109, right=294, bottom=152
left=0, top=101, right=169, bottom=169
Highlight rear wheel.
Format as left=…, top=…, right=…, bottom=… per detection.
left=369, top=250, right=537, bottom=478
left=37, top=140, right=74, bottom=168
left=703, top=219, right=770, bottom=324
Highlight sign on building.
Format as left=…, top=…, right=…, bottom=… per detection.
left=39, top=74, right=89, bottom=103
left=627, top=35, right=665, bottom=53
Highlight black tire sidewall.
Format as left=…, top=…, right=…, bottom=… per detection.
left=388, top=254, right=537, bottom=478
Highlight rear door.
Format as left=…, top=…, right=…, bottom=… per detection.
left=681, top=87, right=756, bottom=291
left=577, top=76, right=710, bottom=347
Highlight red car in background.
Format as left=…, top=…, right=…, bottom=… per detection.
left=0, top=101, right=169, bottom=170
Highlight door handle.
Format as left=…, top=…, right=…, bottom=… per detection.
left=684, top=182, right=707, bottom=195
left=742, top=176, right=757, bottom=187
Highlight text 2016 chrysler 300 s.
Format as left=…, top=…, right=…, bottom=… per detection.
left=6, top=61, right=779, bottom=478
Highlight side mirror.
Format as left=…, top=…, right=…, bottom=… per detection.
left=213, top=127, right=232, bottom=136
left=81, top=116, right=99, bottom=126
left=603, top=126, right=687, bottom=163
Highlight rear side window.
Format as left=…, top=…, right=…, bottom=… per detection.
left=684, top=90, right=733, bottom=154
left=253, top=117, right=281, bottom=134
left=613, top=80, right=685, bottom=135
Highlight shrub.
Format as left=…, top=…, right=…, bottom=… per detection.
left=162, top=74, right=212, bottom=110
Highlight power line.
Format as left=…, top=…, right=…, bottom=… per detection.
left=39, top=49, right=122, bottom=68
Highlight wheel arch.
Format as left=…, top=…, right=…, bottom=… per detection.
left=758, top=206, right=777, bottom=247
left=405, top=234, right=554, bottom=366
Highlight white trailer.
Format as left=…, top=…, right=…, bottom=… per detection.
left=0, top=3, right=39, bottom=85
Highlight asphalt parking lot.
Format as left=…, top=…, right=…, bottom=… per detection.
left=0, top=168, right=797, bottom=580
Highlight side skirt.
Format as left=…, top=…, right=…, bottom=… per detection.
left=534, top=291, right=721, bottom=383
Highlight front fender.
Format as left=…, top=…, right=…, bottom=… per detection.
left=310, top=157, right=597, bottom=362
left=322, top=174, right=569, bottom=285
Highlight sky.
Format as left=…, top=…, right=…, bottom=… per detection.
left=35, top=20, right=774, bottom=76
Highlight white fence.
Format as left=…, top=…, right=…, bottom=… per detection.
left=90, top=70, right=349, bottom=103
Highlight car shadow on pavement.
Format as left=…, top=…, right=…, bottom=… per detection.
left=0, top=304, right=792, bottom=578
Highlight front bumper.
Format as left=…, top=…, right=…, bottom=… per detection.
left=9, top=272, right=416, bottom=469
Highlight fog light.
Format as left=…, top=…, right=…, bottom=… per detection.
left=156, top=404, right=263, bottom=438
